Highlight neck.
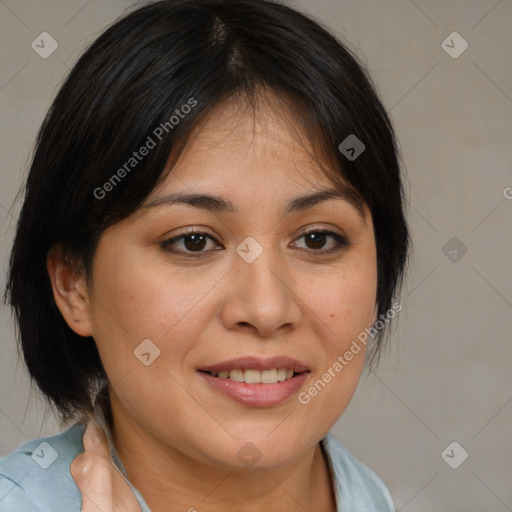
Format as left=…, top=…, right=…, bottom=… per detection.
left=109, top=396, right=336, bottom=512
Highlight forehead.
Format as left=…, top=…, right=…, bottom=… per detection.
left=156, top=94, right=342, bottom=192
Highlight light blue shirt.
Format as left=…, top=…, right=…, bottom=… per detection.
left=0, top=404, right=395, bottom=511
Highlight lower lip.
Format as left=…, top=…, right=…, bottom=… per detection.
left=198, top=371, right=310, bottom=407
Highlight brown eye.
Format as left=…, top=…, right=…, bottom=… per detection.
left=304, top=231, right=327, bottom=250
left=161, top=231, right=221, bottom=255
left=182, top=233, right=208, bottom=251
left=293, top=230, right=350, bottom=254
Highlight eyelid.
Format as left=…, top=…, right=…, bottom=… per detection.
left=161, top=225, right=350, bottom=257
left=291, top=227, right=350, bottom=253
left=162, top=228, right=221, bottom=251
left=166, top=226, right=216, bottom=238
left=295, top=224, right=346, bottom=238
left=295, top=223, right=350, bottom=242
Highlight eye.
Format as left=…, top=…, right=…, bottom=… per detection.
left=291, top=229, right=350, bottom=254
left=161, top=229, right=222, bottom=256
left=161, top=228, right=350, bottom=257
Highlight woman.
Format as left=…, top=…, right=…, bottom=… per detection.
left=1, top=0, right=410, bottom=510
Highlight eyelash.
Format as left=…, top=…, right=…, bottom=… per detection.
left=161, top=228, right=350, bottom=257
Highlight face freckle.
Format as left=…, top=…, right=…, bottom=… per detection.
left=84, top=94, right=378, bottom=471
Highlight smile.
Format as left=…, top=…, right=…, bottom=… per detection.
left=197, top=356, right=310, bottom=407
left=203, top=368, right=298, bottom=384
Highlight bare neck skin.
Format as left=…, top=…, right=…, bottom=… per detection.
left=111, top=392, right=337, bottom=512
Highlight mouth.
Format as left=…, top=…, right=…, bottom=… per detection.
left=197, top=356, right=310, bottom=407
left=198, top=368, right=305, bottom=384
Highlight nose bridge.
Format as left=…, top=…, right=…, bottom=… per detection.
left=225, top=236, right=301, bottom=336
left=244, top=251, right=287, bottom=303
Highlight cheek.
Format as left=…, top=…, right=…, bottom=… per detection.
left=298, top=270, right=375, bottom=426
left=298, top=254, right=377, bottom=414
left=92, top=242, right=219, bottom=334
left=307, top=250, right=377, bottom=411
left=88, top=242, right=235, bottom=389
left=305, top=258, right=377, bottom=350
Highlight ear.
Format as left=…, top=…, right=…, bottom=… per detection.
left=46, top=244, right=94, bottom=337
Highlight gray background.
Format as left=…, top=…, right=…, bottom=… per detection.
left=1, top=1, right=511, bottom=510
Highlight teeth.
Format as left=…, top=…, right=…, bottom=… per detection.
left=260, top=368, right=278, bottom=384
left=210, top=368, right=298, bottom=384
left=229, top=369, right=244, bottom=382
left=244, top=369, right=261, bottom=384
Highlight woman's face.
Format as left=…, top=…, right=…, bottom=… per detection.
left=81, top=97, right=378, bottom=469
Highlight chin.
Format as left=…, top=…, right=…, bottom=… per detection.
left=196, top=429, right=315, bottom=471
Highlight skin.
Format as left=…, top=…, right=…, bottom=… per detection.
left=48, top=94, right=378, bottom=512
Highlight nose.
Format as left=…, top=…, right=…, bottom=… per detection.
left=220, top=243, right=303, bottom=338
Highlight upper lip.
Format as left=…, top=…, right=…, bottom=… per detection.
left=199, top=356, right=309, bottom=373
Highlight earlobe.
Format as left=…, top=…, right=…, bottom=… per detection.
left=46, top=244, right=93, bottom=337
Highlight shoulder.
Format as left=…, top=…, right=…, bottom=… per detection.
left=0, top=422, right=85, bottom=512
left=322, top=432, right=396, bottom=512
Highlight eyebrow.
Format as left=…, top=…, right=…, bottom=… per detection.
left=141, top=186, right=366, bottom=221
